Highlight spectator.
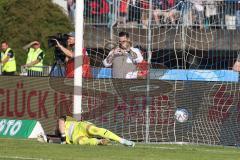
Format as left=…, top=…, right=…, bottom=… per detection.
left=67, top=0, right=76, bottom=24
left=205, top=1, right=217, bottom=29
left=136, top=50, right=148, bottom=78
left=118, top=0, right=129, bottom=26
left=236, top=1, right=240, bottom=31
left=107, top=0, right=115, bottom=28
left=86, top=0, right=110, bottom=23
left=55, top=32, right=92, bottom=78
left=233, top=53, right=240, bottom=72
left=191, top=0, right=204, bottom=29
left=103, top=31, right=143, bottom=79
left=140, top=0, right=150, bottom=28
left=182, top=0, right=193, bottom=27
left=128, top=0, right=141, bottom=25
left=0, top=41, right=16, bottom=76
left=23, top=41, right=45, bottom=77
left=153, top=0, right=179, bottom=25
left=153, top=0, right=163, bottom=25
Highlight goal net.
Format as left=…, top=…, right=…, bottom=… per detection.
left=80, top=0, right=240, bottom=146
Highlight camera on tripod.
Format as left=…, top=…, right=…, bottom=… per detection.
left=48, top=33, right=69, bottom=76
left=48, top=33, right=69, bottom=63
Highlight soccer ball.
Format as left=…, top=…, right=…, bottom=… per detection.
left=174, top=108, right=189, bottom=123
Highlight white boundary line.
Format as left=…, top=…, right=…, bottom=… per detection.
left=0, top=156, right=52, bottom=160
left=136, top=145, right=177, bottom=150
left=136, top=145, right=240, bottom=154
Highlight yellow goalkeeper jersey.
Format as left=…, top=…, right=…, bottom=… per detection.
left=64, top=116, right=92, bottom=144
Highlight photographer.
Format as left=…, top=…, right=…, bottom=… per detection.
left=23, top=41, right=45, bottom=76
left=54, top=32, right=92, bottom=78
left=103, top=31, right=143, bottom=79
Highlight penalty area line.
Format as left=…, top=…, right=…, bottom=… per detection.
left=0, top=156, right=52, bottom=160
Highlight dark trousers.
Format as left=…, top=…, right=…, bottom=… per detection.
left=2, top=71, right=15, bottom=76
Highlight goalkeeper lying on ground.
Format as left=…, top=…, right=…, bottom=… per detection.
left=40, top=116, right=135, bottom=147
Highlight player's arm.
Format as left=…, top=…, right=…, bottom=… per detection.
left=233, top=54, right=240, bottom=72
left=1, top=56, right=10, bottom=64
left=233, top=61, right=240, bottom=72
left=2, top=50, right=13, bottom=64
left=24, top=59, right=40, bottom=67
left=57, top=116, right=67, bottom=144
left=58, top=45, right=74, bottom=58
left=103, top=50, right=115, bottom=67
left=23, top=41, right=39, bottom=50
left=24, top=52, right=44, bottom=67
left=54, top=39, right=74, bottom=58
left=129, top=48, right=143, bottom=64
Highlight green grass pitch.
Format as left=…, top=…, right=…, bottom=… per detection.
left=0, top=138, right=239, bottom=160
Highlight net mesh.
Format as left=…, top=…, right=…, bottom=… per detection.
left=82, top=0, right=240, bottom=146
left=0, top=0, right=240, bottom=146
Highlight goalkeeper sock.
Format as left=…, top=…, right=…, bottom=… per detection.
left=88, top=126, right=121, bottom=142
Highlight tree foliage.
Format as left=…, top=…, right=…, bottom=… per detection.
left=0, top=0, right=73, bottom=71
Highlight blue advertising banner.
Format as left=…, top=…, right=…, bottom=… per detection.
left=92, top=68, right=239, bottom=82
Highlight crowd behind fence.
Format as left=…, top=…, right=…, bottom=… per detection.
left=79, top=0, right=240, bottom=29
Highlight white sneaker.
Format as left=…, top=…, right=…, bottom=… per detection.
left=121, top=139, right=135, bottom=147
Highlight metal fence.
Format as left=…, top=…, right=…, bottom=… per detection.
left=83, top=0, right=240, bottom=30
left=20, top=66, right=51, bottom=77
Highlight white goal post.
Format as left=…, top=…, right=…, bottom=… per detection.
left=73, top=0, right=84, bottom=120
